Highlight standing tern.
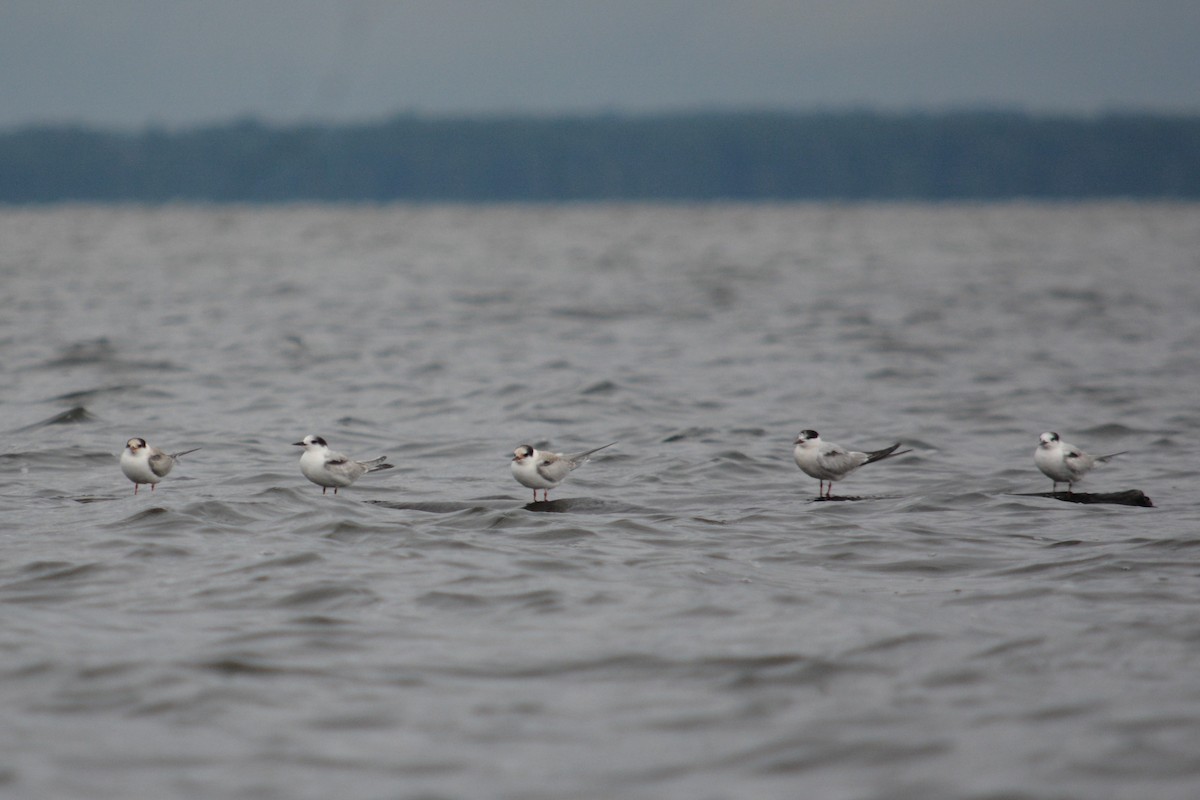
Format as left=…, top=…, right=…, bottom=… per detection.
left=510, top=442, right=616, bottom=502
left=1034, top=431, right=1125, bottom=493
left=293, top=434, right=393, bottom=495
left=121, top=437, right=201, bottom=494
left=792, top=429, right=910, bottom=498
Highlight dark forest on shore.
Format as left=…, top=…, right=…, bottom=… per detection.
left=2, top=111, right=1199, bottom=203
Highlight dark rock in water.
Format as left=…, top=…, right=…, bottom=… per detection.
left=14, top=406, right=97, bottom=431
left=370, top=500, right=499, bottom=514
left=523, top=499, right=575, bottom=513
left=1014, top=489, right=1154, bottom=507
left=370, top=497, right=631, bottom=515
left=523, top=497, right=612, bottom=513
left=811, top=495, right=900, bottom=502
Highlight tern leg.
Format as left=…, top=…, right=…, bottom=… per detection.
left=134, top=484, right=139, bottom=495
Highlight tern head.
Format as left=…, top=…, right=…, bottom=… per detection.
left=294, top=434, right=328, bottom=448
left=794, top=430, right=819, bottom=446
left=126, top=437, right=147, bottom=452
left=1038, top=432, right=1060, bottom=447
left=513, top=445, right=534, bottom=462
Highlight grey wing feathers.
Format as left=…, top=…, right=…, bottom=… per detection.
left=150, top=446, right=199, bottom=477
left=147, top=451, right=175, bottom=477
left=821, top=447, right=863, bottom=475
left=1096, top=451, right=1127, bottom=463
left=535, top=453, right=573, bottom=483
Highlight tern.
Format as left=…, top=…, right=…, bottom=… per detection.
left=511, top=442, right=616, bottom=502
left=792, top=429, right=909, bottom=498
left=293, top=434, right=393, bottom=495
left=1034, top=431, right=1125, bottom=493
left=120, top=437, right=200, bottom=494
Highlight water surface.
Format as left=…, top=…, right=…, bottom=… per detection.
left=2, top=203, right=1198, bottom=799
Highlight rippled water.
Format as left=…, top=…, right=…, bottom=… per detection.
left=2, top=203, right=1199, bottom=799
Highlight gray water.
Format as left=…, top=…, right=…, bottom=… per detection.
left=2, top=203, right=1199, bottom=800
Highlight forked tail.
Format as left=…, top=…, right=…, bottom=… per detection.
left=1096, top=451, right=1127, bottom=464
left=362, top=456, right=394, bottom=472
left=864, top=443, right=911, bottom=464
left=571, top=442, right=617, bottom=464
left=172, top=448, right=202, bottom=459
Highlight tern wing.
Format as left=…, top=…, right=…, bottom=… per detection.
left=534, top=452, right=572, bottom=483
left=147, top=450, right=176, bottom=478
left=325, top=455, right=366, bottom=482
left=1062, top=447, right=1093, bottom=478
left=817, top=446, right=867, bottom=477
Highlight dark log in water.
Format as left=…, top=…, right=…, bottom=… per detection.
left=811, top=495, right=901, bottom=502
left=370, top=497, right=637, bottom=515
left=1013, top=490, right=1154, bottom=507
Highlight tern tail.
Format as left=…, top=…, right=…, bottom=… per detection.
left=1096, top=451, right=1127, bottom=463
left=172, top=448, right=202, bottom=459
left=569, top=442, right=617, bottom=464
left=863, top=443, right=911, bottom=464
left=362, top=456, right=393, bottom=472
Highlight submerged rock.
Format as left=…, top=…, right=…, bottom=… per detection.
left=1015, top=489, right=1154, bottom=507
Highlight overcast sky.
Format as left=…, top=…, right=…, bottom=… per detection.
left=3, top=1, right=1199, bottom=129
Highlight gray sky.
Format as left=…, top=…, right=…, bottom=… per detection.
left=3, top=1, right=1199, bottom=129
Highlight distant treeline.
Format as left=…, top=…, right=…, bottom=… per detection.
left=2, top=111, right=1199, bottom=203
